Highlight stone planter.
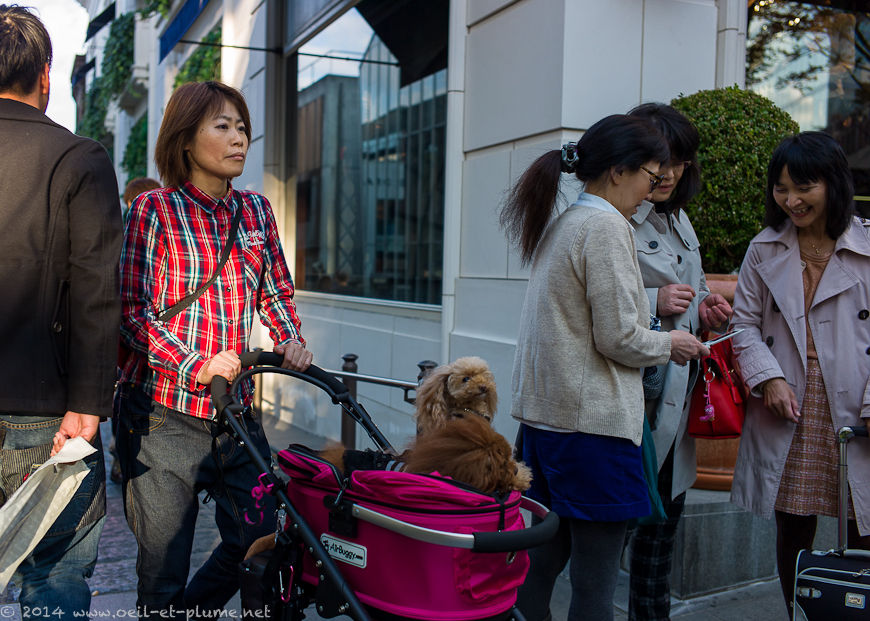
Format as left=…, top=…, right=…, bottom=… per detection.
left=693, top=273, right=740, bottom=491
left=695, top=437, right=741, bottom=491
left=705, top=272, right=738, bottom=302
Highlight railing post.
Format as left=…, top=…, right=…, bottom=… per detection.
left=416, top=360, right=438, bottom=385
left=341, top=353, right=358, bottom=448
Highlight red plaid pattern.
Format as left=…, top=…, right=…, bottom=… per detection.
left=120, top=182, right=304, bottom=419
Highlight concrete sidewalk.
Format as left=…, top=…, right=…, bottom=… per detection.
left=1, top=420, right=790, bottom=620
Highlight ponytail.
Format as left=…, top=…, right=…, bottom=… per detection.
left=500, top=114, right=668, bottom=265
left=500, top=150, right=564, bottom=265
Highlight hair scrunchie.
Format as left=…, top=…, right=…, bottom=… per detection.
left=561, top=142, right=579, bottom=173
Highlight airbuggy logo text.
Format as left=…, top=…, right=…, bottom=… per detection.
left=320, top=534, right=367, bottom=568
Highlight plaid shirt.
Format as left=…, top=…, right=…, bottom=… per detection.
left=119, top=182, right=304, bottom=419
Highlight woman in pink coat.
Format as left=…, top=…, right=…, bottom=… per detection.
left=730, top=131, right=870, bottom=616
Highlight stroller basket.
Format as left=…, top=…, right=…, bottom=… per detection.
left=212, top=352, right=558, bottom=621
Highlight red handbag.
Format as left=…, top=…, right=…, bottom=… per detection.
left=688, top=337, right=747, bottom=439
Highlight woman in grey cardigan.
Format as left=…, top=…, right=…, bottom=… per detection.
left=502, top=114, right=707, bottom=621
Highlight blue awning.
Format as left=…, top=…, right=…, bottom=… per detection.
left=159, top=0, right=211, bottom=62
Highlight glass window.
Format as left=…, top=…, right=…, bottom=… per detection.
left=747, top=1, right=870, bottom=214
left=293, top=6, right=447, bottom=303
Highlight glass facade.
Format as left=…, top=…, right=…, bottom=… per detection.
left=293, top=9, right=447, bottom=304
left=747, top=1, right=870, bottom=212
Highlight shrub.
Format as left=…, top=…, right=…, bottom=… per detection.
left=139, top=0, right=172, bottom=19
left=174, top=25, right=222, bottom=87
left=671, top=86, right=799, bottom=274
left=122, top=114, right=148, bottom=180
left=102, top=12, right=135, bottom=97
left=78, top=76, right=110, bottom=146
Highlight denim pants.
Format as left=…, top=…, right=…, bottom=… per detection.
left=117, top=386, right=276, bottom=619
left=0, top=414, right=105, bottom=621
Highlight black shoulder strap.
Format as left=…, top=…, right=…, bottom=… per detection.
left=157, top=203, right=244, bottom=323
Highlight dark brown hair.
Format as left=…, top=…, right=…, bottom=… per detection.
left=628, top=102, right=701, bottom=213
left=500, top=114, right=669, bottom=264
left=0, top=4, right=52, bottom=95
left=123, top=177, right=161, bottom=206
left=154, top=81, right=252, bottom=188
left=764, top=131, right=855, bottom=239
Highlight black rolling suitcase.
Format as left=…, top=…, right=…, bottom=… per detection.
left=793, top=425, right=870, bottom=620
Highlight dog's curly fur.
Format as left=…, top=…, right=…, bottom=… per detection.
left=414, top=356, right=497, bottom=436
left=403, top=414, right=531, bottom=494
left=320, top=414, right=530, bottom=495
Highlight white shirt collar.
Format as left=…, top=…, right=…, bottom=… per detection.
left=571, top=191, right=620, bottom=216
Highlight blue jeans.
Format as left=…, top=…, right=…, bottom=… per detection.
left=117, top=386, right=276, bottom=619
left=0, top=414, right=105, bottom=621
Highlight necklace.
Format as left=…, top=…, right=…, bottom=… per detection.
left=802, top=235, right=832, bottom=257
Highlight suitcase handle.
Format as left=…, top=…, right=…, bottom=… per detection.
left=837, top=426, right=869, bottom=551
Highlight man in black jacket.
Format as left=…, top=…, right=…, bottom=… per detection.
left=0, top=5, right=122, bottom=618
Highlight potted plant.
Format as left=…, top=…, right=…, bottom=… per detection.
left=670, top=86, right=799, bottom=490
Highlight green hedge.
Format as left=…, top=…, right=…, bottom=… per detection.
left=174, top=25, right=222, bottom=87
left=102, top=12, right=134, bottom=96
left=139, top=0, right=172, bottom=19
left=77, top=76, right=110, bottom=145
left=122, top=114, right=148, bottom=179
left=77, top=12, right=135, bottom=145
left=671, top=86, right=799, bottom=274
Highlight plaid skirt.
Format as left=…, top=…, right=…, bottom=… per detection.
left=774, top=358, right=854, bottom=519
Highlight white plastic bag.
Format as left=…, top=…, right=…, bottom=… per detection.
left=0, top=437, right=96, bottom=590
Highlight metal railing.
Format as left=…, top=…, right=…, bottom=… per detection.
left=252, top=349, right=438, bottom=448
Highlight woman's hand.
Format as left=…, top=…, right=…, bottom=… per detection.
left=699, top=293, right=733, bottom=331
left=657, top=284, right=696, bottom=316
left=762, top=378, right=801, bottom=423
left=274, top=341, right=313, bottom=371
left=196, top=349, right=242, bottom=385
left=668, top=330, right=709, bottom=365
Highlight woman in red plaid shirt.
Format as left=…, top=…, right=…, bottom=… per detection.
left=116, top=81, right=311, bottom=619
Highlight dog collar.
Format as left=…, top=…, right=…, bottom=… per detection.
left=452, top=408, right=492, bottom=422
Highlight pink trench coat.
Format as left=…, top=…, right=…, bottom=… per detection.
left=730, top=217, right=870, bottom=534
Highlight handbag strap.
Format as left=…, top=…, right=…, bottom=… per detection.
left=157, top=203, right=244, bottom=322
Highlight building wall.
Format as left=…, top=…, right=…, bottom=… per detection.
left=467, top=0, right=742, bottom=442
left=282, top=0, right=746, bottom=445
left=131, top=0, right=746, bottom=446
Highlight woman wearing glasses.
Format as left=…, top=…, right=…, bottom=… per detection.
left=625, top=103, right=733, bottom=621
left=501, top=114, right=707, bottom=621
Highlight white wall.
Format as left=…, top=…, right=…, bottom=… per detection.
left=451, top=0, right=728, bottom=441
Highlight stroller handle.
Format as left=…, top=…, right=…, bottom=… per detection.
left=210, top=352, right=349, bottom=420
left=210, top=351, right=394, bottom=450
left=350, top=496, right=559, bottom=553
left=212, top=351, right=350, bottom=401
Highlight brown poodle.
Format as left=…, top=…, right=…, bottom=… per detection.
left=403, top=414, right=531, bottom=494
left=319, top=414, right=530, bottom=495
left=414, top=356, right=497, bottom=436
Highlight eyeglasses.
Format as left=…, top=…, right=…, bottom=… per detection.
left=640, top=166, right=666, bottom=192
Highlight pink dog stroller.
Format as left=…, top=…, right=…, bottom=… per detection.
left=211, top=351, right=558, bottom=621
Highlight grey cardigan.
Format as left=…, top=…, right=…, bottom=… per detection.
left=511, top=197, right=672, bottom=445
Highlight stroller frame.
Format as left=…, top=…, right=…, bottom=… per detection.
left=211, top=351, right=558, bottom=621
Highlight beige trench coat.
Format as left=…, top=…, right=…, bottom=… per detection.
left=730, top=217, right=870, bottom=534
left=631, top=202, right=709, bottom=500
